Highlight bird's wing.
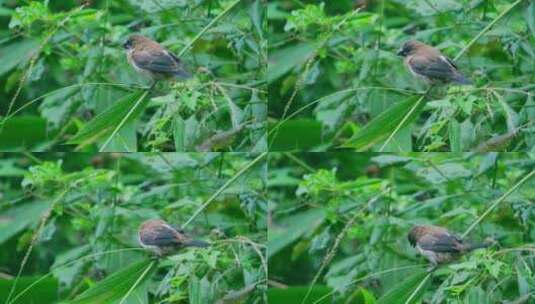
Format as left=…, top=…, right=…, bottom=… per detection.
left=409, top=55, right=458, bottom=82
left=132, top=49, right=182, bottom=73
left=141, top=225, right=180, bottom=246
left=418, top=233, right=463, bottom=253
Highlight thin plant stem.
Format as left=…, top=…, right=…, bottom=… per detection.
left=8, top=248, right=145, bottom=304
left=379, top=94, right=426, bottom=152
left=453, top=0, right=524, bottom=62
left=182, top=152, right=267, bottom=228
left=177, top=0, right=241, bottom=57
left=269, top=8, right=362, bottom=149
left=6, top=189, right=69, bottom=304
left=404, top=272, right=432, bottom=304
left=461, top=169, right=535, bottom=238
left=268, top=87, right=417, bottom=139
left=0, top=82, right=142, bottom=130
left=301, top=189, right=390, bottom=304
left=375, top=0, right=523, bottom=152
left=3, top=4, right=88, bottom=131
left=118, top=261, right=156, bottom=304
left=98, top=88, right=152, bottom=152
left=311, top=265, right=427, bottom=304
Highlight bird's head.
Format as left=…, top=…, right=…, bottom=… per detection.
left=397, top=40, right=425, bottom=57
left=408, top=226, right=419, bottom=247
left=123, top=35, right=153, bottom=50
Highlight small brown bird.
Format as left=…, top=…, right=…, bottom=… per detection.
left=138, top=219, right=209, bottom=256
left=408, top=225, right=491, bottom=265
left=123, top=35, right=191, bottom=81
left=397, top=40, right=472, bottom=85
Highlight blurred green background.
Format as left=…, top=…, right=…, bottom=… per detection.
left=0, top=152, right=267, bottom=303
left=268, top=152, right=535, bottom=303
left=268, top=0, right=535, bottom=152
left=0, top=0, right=266, bottom=152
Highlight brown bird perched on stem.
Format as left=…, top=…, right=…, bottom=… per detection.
left=123, top=35, right=191, bottom=81
left=408, top=225, right=492, bottom=266
left=397, top=40, right=472, bottom=85
left=138, top=219, right=209, bottom=256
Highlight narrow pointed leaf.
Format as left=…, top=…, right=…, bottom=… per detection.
left=342, top=96, right=424, bottom=151
left=71, top=258, right=155, bottom=304
left=67, top=91, right=148, bottom=146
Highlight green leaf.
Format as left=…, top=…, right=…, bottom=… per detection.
left=377, top=270, right=429, bottom=304
left=342, top=96, right=424, bottom=151
left=269, top=119, right=326, bottom=151
left=526, top=2, right=535, bottom=37
left=268, top=42, right=314, bottom=83
left=0, top=116, right=53, bottom=150
left=0, top=200, right=52, bottom=244
left=0, top=276, right=58, bottom=304
left=268, top=208, right=326, bottom=258
left=67, top=91, right=148, bottom=147
left=189, top=275, right=214, bottom=304
left=39, top=87, right=80, bottom=129
left=352, top=288, right=377, bottom=304
left=71, top=259, right=155, bottom=304
left=406, top=0, right=461, bottom=16
left=173, top=116, right=186, bottom=151
left=0, top=39, right=39, bottom=76
left=250, top=0, right=264, bottom=38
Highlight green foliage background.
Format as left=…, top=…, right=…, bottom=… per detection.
left=268, top=153, right=535, bottom=303
left=0, top=152, right=267, bottom=303
left=268, top=0, right=535, bottom=152
left=0, top=0, right=266, bottom=152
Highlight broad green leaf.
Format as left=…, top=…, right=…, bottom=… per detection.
left=99, top=120, right=138, bottom=152
left=71, top=259, right=155, bottom=304
left=0, top=39, right=39, bottom=76
left=0, top=200, right=52, bottom=244
left=0, top=116, right=53, bottom=150
left=268, top=42, right=314, bottom=83
left=0, top=7, right=14, bottom=16
left=39, top=87, right=80, bottom=129
left=377, top=270, right=429, bottom=304
left=67, top=91, right=148, bottom=147
left=342, top=96, right=424, bottom=151
left=0, top=276, right=58, bottom=304
left=415, top=163, right=472, bottom=184
left=269, top=119, right=326, bottom=151
left=268, top=208, right=326, bottom=258
left=52, top=245, right=91, bottom=287
left=0, top=159, right=27, bottom=177
left=351, top=288, right=377, bottom=304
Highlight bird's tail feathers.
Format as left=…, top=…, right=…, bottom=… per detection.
left=453, top=74, right=473, bottom=85
left=184, top=239, right=210, bottom=248
left=464, top=241, right=492, bottom=252
left=174, top=69, right=192, bottom=79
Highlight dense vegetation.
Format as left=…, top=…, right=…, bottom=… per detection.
left=268, top=153, right=535, bottom=303
left=0, top=152, right=267, bottom=303
left=0, top=0, right=266, bottom=152
left=268, top=0, right=535, bottom=152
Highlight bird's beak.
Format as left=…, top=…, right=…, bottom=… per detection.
left=396, top=48, right=404, bottom=56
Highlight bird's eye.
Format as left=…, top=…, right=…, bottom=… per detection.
left=123, top=40, right=132, bottom=49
